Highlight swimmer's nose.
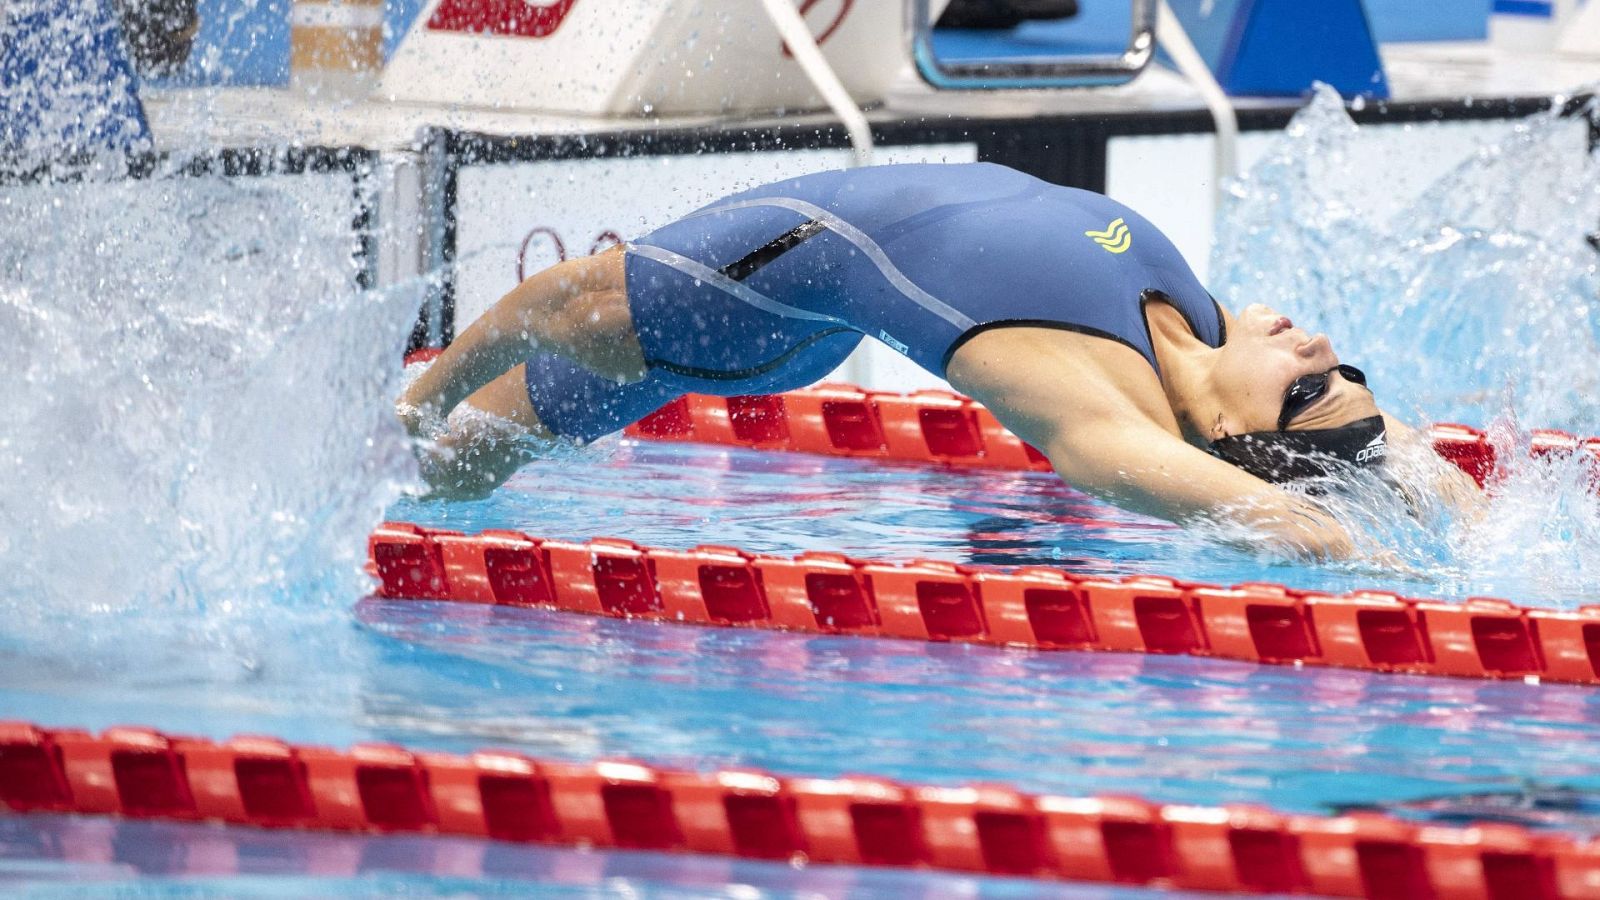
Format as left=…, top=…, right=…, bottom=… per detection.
left=1296, top=333, right=1334, bottom=362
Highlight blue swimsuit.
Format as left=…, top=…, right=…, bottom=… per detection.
left=524, top=162, right=1225, bottom=441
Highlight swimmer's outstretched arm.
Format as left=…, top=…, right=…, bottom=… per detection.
left=949, top=335, right=1359, bottom=559
left=1044, top=417, right=1358, bottom=558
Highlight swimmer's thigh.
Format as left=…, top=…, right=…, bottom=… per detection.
left=524, top=351, right=686, bottom=442
left=624, top=243, right=864, bottom=394
left=523, top=327, right=864, bottom=443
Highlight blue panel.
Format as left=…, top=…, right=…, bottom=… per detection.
left=1167, top=0, right=1387, bottom=99
left=1229, top=0, right=1388, bottom=98
left=0, top=0, right=151, bottom=164
left=1366, top=0, right=1491, bottom=40
left=1493, top=0, right=1555, bottom=15
left=386, top=0, right=430, bottom=57
left=152, top=0, right=290, bottom=87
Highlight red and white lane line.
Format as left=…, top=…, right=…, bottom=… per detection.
left=1, top=720, right=1590, bottom=898
left=369, top=523, right=1600, bottom=686
left=621, top=383, right=1588, bottom=489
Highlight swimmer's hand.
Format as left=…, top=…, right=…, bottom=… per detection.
left=1382, top=415, right=1488, bottom=525
left=395, top=399, right=442, bottom=440
left=396, top=400, right=423, bottom=437
left=1196, top=499, right=1360, bottom=562
left=407, top=405, right=535, bottom=501
left=396, top=356, right=441, bottom=438
left=1359, top=548, right=1430, bottom=581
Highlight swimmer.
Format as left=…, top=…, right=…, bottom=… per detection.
left=398, top=162, right=1479, bottom=558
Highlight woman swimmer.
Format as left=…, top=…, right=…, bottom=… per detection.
left=397, top=162, right=1480, bottom=558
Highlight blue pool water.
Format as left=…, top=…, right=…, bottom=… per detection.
left=0, top=817, right=1178, bottom=899
left=7, top=440, right=1600, bottom=894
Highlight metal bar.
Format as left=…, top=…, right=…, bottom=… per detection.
left=908, top=0, right=1156, bottom=90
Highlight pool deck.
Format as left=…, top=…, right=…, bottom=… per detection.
left=139, top=43, right=1600, bottom=153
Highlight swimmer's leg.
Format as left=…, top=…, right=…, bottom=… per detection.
left=414, top=364, right=552, bottom=500
left=399, top=246, right=643, bottom=433
left=417, top=350, right=689, bottom=499
left=520, top=327, right=865, bottom=444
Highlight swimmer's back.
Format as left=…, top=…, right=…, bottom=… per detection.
left=695, top=162, right=1060, bottom=246
left=636, top=162, right=1222, bottom=376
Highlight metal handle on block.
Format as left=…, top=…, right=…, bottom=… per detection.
left=907, top=0, right=1157, bottom=90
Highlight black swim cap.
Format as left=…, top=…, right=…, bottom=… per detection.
left=1208, top=415, right=1388, bottom=484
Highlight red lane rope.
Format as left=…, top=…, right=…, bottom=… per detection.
left=0, top=720, right=1588, bottom=897
left=369, top=524, right=1600, bottom=686
left=620, top=384, right=1595, bottom=488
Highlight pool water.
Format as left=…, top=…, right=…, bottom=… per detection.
left=0, top=815, right=1181, bottom=899
left=397, top=436, right=1600, bottom=606
left=7, top=440, right=1600, bottom=894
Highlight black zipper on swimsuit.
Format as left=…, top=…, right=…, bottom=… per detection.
left=718, top=218, right=828, bottom=282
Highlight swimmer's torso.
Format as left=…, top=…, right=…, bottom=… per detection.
left=523, top=162, right=1227, bottom=442
left=624, top=162, right=1225, bottom=380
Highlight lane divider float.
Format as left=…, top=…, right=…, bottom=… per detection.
left=622, top=384, right=1596, bottom=488
left=0, top=720, right=1589, bottom=898
left=369, top=523, right=1600, bottom=686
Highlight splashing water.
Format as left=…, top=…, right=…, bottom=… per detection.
left=1213, top=85, right=1600, bottom=602
left=1216, top=85, right=1600, bottom=427
left=0, top=158, right=422, bottom=686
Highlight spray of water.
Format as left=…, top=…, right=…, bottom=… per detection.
left=0, top=157, right=423, bottom=689
left=1211, top=85, right=1600, bottom=604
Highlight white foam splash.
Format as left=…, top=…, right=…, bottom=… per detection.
left=0, top=160, right=422, bottom=680
left=1212, top=85, right=1600, bottom=604
left=1215, top=85, right=1600, bottom=429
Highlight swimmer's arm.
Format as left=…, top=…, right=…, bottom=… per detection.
left=1040, top=418, right=1358, bottom=559
left=398, top=287, right=556, bottom=433
left=1380, top=412, right=1487, bottom=520
left=947, top=333, right=1354, bottom=558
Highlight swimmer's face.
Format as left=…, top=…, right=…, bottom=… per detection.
left=1212, top=304, right=1379, bottom=437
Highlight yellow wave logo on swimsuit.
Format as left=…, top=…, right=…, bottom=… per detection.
left=1085, top=217, right=1131, bottom=254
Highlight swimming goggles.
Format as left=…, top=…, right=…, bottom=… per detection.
left=1278, top=364, right=1368, bottom=431
left=1207, top=364, right=1385, bottom=484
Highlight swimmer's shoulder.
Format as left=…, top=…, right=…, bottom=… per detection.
left=945, top=326, right=1182, bottom=438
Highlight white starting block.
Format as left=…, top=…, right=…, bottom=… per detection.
left=379, top=0, right=909, bottom=116
left=1558, top=0, right=1600, bottom=56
